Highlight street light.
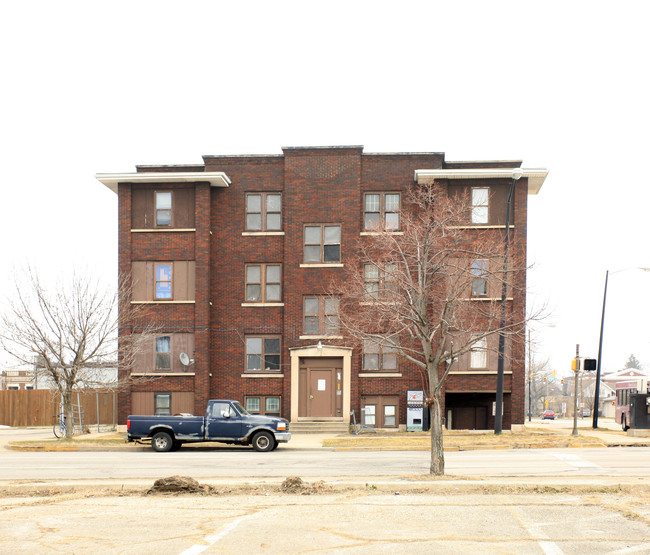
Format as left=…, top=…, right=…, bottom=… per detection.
left=495, top=168, right=523, bottom=434
left=592, top=267, right=650, bottom=429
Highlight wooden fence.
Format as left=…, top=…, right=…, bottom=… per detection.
left=0, top=389, right=117, bottom=428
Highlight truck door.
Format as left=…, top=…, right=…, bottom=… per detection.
left=206, top=402, right=243, bottom=439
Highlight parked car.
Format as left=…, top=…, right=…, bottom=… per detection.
left=581, top=408, right=590, bottom=417
left=542, top=410, right=555, bottom=420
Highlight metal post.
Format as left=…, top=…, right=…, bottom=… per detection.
left=495, top=170, right=521, bottom=434
left=572, top=344, right=580, bottom=436
left=592, top=270, right=608, bottom=429
left=528, top=329, right=533, bottom=422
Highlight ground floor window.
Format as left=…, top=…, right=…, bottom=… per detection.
left=360, top=395, right=399, bottom=428
left=245, top=395, right=282, bottom=417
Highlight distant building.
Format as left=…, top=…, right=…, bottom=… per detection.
left=0, top=369, right=34, bottom=390
left=603, top=367, right=650, bottom=393
left=97, top=146, right=547, bottom=429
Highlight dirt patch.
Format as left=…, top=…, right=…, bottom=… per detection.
left=280, top=476, right=332, bottom=495
left=147, top=475, right=216, bottom=495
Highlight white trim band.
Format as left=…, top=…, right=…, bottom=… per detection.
left=96, top=171, right=231, bottom=193
left=414, top=168, right=548, bottom=194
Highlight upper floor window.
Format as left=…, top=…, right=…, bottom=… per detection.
left=132, top=187, right=195, bottom=230
left=303, top=296, right=339, bottom=335
left=246, top=336, right=281, bottom=372
left=364, top=193, right=400, bottom=231
left=133, top=332, right=194, bottom=374
left=246, top=193, right=282, bottom=231
left=471, top=188, right=489, bottom=224
left=304, top=225, right=341, bottom=263
left=470, top=335, right=488, bottom=368
left=155, top=191, right=172, bottom=226
left=245, top=264, right=282, bottom=302
left=471, top=260, right=488, bottom=296
left=364, top=263, right=397, bottom=300
left=155, top=264, right=173, bottom=300
left=363, top=339, right=398, bottom=371
left=131, top=261, right=196, bottom=302
left=155, top=336, right=171, bottom=370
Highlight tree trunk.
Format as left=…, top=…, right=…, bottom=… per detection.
left=64, top=389, right=74, bottom=439
left=429, top=390, right=445, bottom=475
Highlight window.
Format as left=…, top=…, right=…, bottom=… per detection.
left=363, top=404, right=376, bottom=426
left=154, top=394, right=171, bottom=416
left=131, top=261, right=195, bottom=302
left=155, top=336, right=171, bottom=370
left=364, top=193, right=400, bottom=231
left=245, top=396, right=281, bottom=416
left=470, top=336, right=488, bottom=368
left=471, top=260, right=488, bottom=296
left=361, top=395, right=399, bottom=428
left=210, top=401, right=236, bottom=419
left=384, top=405, right=396, bottom=427
left=304, top=225, right=341, bottom=263
left=155, top=191, right=172, bottom=226
left=303, top=297, right=339, bottom=335
left=246, top=337, right=281, bottom=372
left=154, top=263, right=172, bottom=300
left=135, top=333, right=194, bottom=374
left=363, top=339, right=398, bottom=371
left=364, top=263, right=397, bottom=300
left=245, top=264, right=282, bottom=302
left=471, top=188, right=489, bottom=224
left=246, top=193, right=282, bottom=231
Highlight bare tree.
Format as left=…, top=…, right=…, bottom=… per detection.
left=0, top=268, right=157, bottom=438
left=332, top=183, right=530, bottom=475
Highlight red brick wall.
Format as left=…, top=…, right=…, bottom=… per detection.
left=115, top=148, right=530, bottom=428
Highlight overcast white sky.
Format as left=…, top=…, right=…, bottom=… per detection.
left=1, top=1, right=648, bottom=375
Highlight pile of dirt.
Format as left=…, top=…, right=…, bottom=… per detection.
left=281, top=476, right=331, bottom=495
left=147, top=475, right=215, bottom=495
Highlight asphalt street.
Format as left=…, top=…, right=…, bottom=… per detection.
left=1, top=423, right=649, bottom=554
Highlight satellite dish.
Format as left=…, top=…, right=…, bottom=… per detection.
left=179, top=352, right=191, bottom=366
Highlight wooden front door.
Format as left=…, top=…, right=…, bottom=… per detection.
left=298, top=357, right=342, bottom=418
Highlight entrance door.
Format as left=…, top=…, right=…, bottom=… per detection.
left=298, top=357, right=342, bottom=418
left=310, top=369, right=334, bottom=417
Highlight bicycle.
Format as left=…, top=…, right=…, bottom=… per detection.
left=53, top=414, right=69, bottom=438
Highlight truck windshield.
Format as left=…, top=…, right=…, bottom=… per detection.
left=233, top=401, right=249, bottom=415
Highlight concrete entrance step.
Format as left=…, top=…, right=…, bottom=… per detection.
left=290, top=422, right=349, bottom=434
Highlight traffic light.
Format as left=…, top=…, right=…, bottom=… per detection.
left=583, top=358, right=597, bottom=371
left=571, top=358, right=580, bottom=371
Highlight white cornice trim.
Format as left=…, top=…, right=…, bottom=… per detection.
left=96, top=172, right=231, bottom=193
left=414, top=168, right=549, bottom=195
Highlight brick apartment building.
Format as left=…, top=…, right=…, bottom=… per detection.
left=97, top=146, right=547, bottom=430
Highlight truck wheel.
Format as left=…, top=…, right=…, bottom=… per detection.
left=152, top=431, right=174, bottom=452
left=252, top=431, right=274, bottom=452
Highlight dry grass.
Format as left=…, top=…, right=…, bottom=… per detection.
left=324, top=428, right=607, bottom=450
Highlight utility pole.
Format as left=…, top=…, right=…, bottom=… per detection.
left=572, top=344, right=580, bottom=437
left=528, top=328, right=533, bottom=422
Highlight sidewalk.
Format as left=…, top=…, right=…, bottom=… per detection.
left=2, top=419, right=648, bottom=452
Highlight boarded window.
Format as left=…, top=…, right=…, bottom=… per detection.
left=131, top=261, right=196, bottom=302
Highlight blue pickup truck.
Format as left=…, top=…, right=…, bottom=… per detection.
left=126, top=399, right=291, bottom=452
